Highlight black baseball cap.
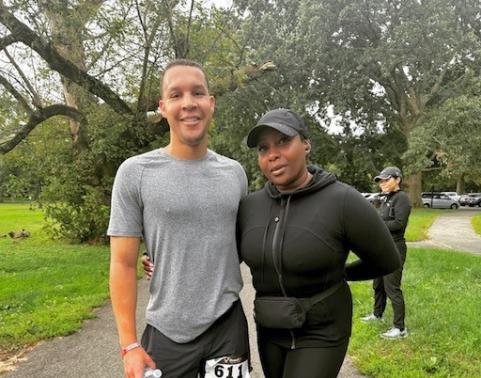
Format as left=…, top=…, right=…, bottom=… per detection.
left=246, top=108, right=309, bottom=148
left=374, top=166, right=402, bottom=182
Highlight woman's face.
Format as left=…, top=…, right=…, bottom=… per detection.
left=256, top=128, right=310, bottom=192
left=379, top=176, right=401, bottom=193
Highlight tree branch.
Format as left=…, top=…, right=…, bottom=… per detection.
left=135, top=0, right=163, bottom=113
left=0, top=33, right=18, bottom=50
left=183, top=0, right=194, bottom=57
left=4, top=48, right=43, bottom=108
left=0, top=104, right=87, bottom=154
left=0, top=74, right=33, bottom=114
left=0, top=5, right=133, bottom=117
left=422, top=63, right=449, bottom=107
left=163, top=0, right=182, bottom=58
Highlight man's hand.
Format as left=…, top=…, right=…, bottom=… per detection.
left=123, top=347, right=156, bottom=378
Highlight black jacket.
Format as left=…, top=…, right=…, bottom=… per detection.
left=238, top=166, right=400, bottom=346
left=379, top=190, right=411, bottom=242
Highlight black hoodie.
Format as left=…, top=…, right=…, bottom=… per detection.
left=238, top=166, right=400, bottom=346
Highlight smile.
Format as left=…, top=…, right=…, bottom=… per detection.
left=270, top=165, right=286, bottom=176
left=181, top=116, right=201, bottom=124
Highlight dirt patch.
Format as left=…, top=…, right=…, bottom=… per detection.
left=0, top=344, right=37, bottom=376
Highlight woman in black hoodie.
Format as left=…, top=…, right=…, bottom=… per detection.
left=238, top=109, right=401, bottom=378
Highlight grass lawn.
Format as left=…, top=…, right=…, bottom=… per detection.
left=0, top=203, right=110, bottom=352
left=472, top=213, right=481, bottom=236
left=350, top=247, right=481, bottom=377
left=1, top=204, right=480, bottom=377
left=404, top=208, right=445, bottom=242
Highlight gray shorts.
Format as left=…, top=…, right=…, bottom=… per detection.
left=141, top=300, right=250, bottom=378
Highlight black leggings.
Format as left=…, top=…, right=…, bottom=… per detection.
left=258, top=339, right=349, bottom=378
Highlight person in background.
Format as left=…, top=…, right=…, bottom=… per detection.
left=360, top=166, right=411, bottom=339
left=109, top=59, right=250, bottom=378
left=237, top=109, right=401, bottom=378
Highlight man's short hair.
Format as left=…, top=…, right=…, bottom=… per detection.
left=160, top=59, right=209, bottom=97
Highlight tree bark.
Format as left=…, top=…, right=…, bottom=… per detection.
left=406, top=172, right=422, bottom=207
left=43, top=1, right=94, bottom=150
left=456, top=172, right=465, bottom=194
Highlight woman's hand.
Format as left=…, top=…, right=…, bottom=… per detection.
left=141, top=254, right=154, bottom=280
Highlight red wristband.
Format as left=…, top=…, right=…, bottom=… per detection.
left=120, top=342, right=141, bottom=357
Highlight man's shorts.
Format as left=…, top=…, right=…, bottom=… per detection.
left=141, top=300, right=250, bottom=378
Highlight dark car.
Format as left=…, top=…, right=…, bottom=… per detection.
left=362, top=192, right=383, bottom=206
left=461, top=193, right=481, bottom=207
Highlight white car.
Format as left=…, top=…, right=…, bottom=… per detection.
left=442, top=192, right=461, bottom=202
left=421, top=193, right=460, bottom=209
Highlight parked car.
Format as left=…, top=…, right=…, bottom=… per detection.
left=421, top=192, right=460, bottom=209
left=442, top=191, right=461, bottom=202
left=459, top=193, right=481, bottom=207
left=459, top=194, right=469, bottom=206
left=362, top=192, right=383, bottom=205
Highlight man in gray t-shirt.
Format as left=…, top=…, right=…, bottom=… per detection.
left=108, top=59, right=250, bottom=378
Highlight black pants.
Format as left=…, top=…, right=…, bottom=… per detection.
left=257, top=338, right=349, bottom=378
left=373, top=241, right=407, bottom=329
left=141, top=300, right=250, bottom=378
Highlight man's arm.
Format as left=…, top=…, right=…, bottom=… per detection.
left=110, top=236, right=155, bottom=378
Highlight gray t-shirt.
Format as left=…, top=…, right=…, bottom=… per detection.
left=107, top=148, right=248, bottom=343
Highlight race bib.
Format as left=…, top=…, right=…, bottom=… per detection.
left=204, top=356, right=250, bottom=378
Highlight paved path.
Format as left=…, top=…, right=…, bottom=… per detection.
left=4, top=208, right=479, bottom=378
left=2, top=264, right=364, bottom=378
left=407, top=208, right=481, bottom=255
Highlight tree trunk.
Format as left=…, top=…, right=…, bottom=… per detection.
left=456, top=172, right=465, bottom=194
left=45, top=4, right=90, bottom=152
left=60, top=78, right=89, bottom=151
left=406, top=172, right=422, bottom=207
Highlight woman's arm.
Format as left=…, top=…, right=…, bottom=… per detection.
left=342, top=188, right=401, bottom=281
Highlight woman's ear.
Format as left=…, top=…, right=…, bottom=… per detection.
left=304, top=139, right=311, bottom=154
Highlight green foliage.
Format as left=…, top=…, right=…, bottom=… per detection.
left=350, top=247, right=481, bottom=377
left=37, top=107, right=163, bottom=243
left=404, top=93, right=481, bottom=189
left=3, top=0, right=481, bottom=241
left=0, top=119, right=71, bottom=202
left=0, top=103, right=165, bottom=242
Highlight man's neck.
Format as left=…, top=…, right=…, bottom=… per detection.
left=165, top=142, right=208, bottom=160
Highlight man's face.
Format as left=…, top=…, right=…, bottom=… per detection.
left=159, top=65, right=215, bottom=147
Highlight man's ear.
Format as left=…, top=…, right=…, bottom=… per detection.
left=159, top=99, right=166, bottom=118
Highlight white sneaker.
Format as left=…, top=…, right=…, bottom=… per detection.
left=360, top=313, right=382, bottom=322
left=381, top=327, right=408, bottom=339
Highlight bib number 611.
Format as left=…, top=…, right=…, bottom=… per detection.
left=204, top=358, right=249, bottom=378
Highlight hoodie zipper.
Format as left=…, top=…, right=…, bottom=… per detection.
left=271, top=197, right=296, bottom=350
